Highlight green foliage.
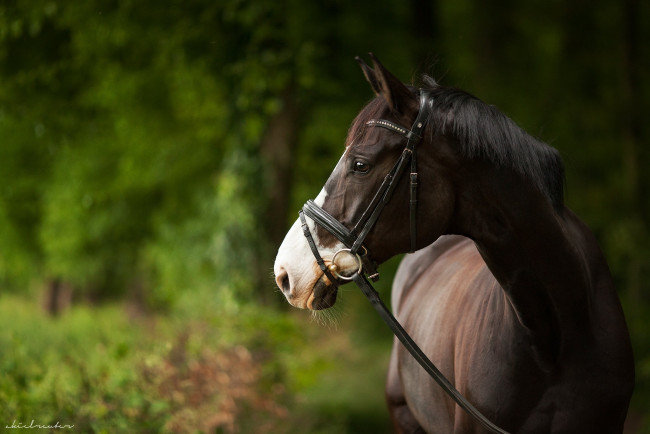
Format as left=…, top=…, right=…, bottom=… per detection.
left=0, top=293, right=393, bottom=433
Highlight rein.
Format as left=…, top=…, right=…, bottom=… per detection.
left=299, top=91, right=510, bottom=434
left=352, top=274, right=509, bottom=434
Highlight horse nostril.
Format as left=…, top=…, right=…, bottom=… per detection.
left=282, top=275, right=290, bottom=294
left=276, top=269, right=291, bottom=296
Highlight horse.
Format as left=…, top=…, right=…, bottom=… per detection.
left=273, top=53, right=634, bottom=433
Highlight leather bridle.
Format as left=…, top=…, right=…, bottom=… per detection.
left=300, top=90, right=433, bottom=283
left=297, top=89, right=510, bottom=434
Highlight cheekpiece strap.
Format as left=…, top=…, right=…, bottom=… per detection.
left=364, top=90, right=433, bottom=253
left=299, top=210, right=339, bottom=285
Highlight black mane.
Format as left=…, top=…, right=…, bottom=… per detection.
left=422, top=76, right=565, bottom=208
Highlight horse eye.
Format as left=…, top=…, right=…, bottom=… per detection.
left=353, top=161, right=370, bottom=174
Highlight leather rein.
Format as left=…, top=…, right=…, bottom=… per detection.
left=299, top=91, right=510, bottom=434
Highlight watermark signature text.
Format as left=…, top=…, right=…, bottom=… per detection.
left=5, top=420, right=74, bottom=429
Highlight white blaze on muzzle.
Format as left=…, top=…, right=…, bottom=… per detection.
left=274, top=188, right=348, bottom=308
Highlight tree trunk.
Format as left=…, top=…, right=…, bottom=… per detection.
left=258, top=87, right=299, bottom=301
left=44, top=277, right=72, bottom=316
left=260, top=88, right=299, bottom=248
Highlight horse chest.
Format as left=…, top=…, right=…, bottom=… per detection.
left=392, top=237, right=547, bottom=432
left=396, top=288, right=540, bottom=432
left=390, top=236, right=631, bottom=432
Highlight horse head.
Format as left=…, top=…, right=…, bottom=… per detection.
left=274, top=54, right=456, bottom=310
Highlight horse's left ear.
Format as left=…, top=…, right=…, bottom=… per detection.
left=367, top=53, right=416, bottom=115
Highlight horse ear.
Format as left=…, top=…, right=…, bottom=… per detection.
left=367, top=53, right=415, bottom=115
left=355, top=56, right=382, bottom=96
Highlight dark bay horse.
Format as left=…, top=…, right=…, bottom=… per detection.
left=274, top=54, right=634, bottom=433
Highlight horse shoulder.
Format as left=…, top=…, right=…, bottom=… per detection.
left=389, top=236, right=533, bottom=432
left=392, top=235, right=472, bottom=314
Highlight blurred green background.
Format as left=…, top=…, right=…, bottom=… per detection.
left=1, top=0, right=648, bottom=432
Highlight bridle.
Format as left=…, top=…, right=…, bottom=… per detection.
left=300, top=90, right=433, bottom=283
left=298, top=90, right=510, bottom=434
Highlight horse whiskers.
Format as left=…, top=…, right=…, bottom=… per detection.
left=310, top=301, right=343, bottom=330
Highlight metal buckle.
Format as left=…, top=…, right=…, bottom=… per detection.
left=328, top=249, right=363, bottom=281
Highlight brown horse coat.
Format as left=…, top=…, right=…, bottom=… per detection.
left=388, top=233, right=633, bottom=433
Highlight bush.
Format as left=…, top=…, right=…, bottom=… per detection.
left=0, top=292, right=393, bottom=433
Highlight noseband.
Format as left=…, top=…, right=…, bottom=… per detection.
left=298, top=90, right=510, bottom=434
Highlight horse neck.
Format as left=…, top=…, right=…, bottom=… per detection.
left=449, top=161, right=600, bottom=364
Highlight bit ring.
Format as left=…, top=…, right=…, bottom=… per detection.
left=328, top=249, right=363, bottom=281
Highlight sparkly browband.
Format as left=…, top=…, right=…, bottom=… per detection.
left=366, top=119, right=422, bottom=141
